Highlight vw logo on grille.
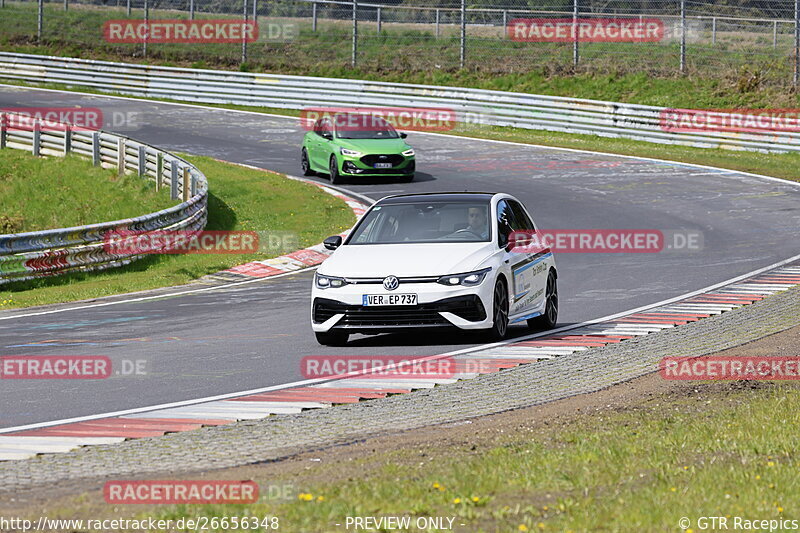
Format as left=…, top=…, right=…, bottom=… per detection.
left=383, top=275, right=399, bottom=291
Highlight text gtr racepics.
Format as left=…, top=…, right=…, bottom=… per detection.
left=301, top=113, right=416, bottom=184
left=310, top=192, right=558, bottom=346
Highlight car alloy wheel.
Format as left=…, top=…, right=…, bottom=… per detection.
left=329, top=156, right=342, bottom=185
left=301, top=148, right=314, bottom=176
left=487, top=278, right=509, bottom=340
left=528, top=270, right=558, bottom=330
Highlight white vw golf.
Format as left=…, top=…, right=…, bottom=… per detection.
left=310, top=192, right=558, bottom=346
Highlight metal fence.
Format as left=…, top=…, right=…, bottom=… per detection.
left=0, top=109, right=209, bottom=285
left=2, top=0, right=800, bottom=85
left=2, top=51, right=799, bottom=155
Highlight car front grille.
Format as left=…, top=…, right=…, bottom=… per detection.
left=313, top=295, right=486, bottom=328
left=360, top=154, right=406, bottom=167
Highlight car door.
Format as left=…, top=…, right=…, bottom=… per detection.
left=306, top=118, right=323, bottom=168
left=313, top=117, right=334, bottom=169
left=508, top=199, right=550, bottom=314
left=497, top=199, right=541, bottom=318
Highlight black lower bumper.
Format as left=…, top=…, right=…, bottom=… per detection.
left=313, top=295, right=486, bottom=333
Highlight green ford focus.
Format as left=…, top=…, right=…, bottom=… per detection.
left=301, top=113, right=415, bottom=184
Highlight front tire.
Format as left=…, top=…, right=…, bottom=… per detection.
left=329, top=156, right=343, bottom=185
left=301, top=148, right=314, bottom=176
left=528, top=270, right=558, bottom=331
left=485, top=278, right=509, bottom=341
left=399, top=173, right=415, bottom=183
left=315, top=330, right=349, bottom=346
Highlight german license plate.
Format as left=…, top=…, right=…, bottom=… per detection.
left=374, top=162, right=393, bottom=169
left=362, top=293, right=418, bottom=306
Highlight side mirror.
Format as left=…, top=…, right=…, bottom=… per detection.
left=323, top=235, right=342, bottom=250
left=400, top=132, right=408, bottom=139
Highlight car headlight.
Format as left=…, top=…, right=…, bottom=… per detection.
left=340, top=148, right=363, bottom=157
left=315, top=273, right=349, bottom=289
left=436, top=267, right=491, bottom=287
left=402, top=148, right=415, bottom=157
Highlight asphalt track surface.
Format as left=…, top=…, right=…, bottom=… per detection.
left=1, top=86, right=799, bottom=429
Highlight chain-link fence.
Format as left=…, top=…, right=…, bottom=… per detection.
left=1, top=0, right=800, bottom=86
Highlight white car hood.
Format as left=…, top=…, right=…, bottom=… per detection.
left=320, top=242, right=495, bottom=277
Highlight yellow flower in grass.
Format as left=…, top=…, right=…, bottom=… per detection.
left=317, top=496, right=325, bottom=502
left=518, top=525, right=528, bottom=532
left=453, top=498, right=461, bottom=504
left=472, top=496, right=480, bottom=503
left=298, top=493, right=313, bottom=502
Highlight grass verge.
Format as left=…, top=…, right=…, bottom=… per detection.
left=0, top=153, right=355, bottom=309
left=145, top=380, right=800, bottom=532
left=0, top=148, right=174, bottom=233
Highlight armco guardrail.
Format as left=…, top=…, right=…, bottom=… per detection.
left=1, top=52, right=799, bottom=154
left=0, top=110, right=208, bottom=285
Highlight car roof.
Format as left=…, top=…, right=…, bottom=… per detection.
left=377, top=192, right=499, bottom=205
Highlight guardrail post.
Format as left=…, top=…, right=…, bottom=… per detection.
left=312, top=2, right=317, bottom=32
left=191, top=175, right=197, bottom=197
left=376, top=7, right=381, bottom=34
left=143, top=0, right=149, bottom=57
left=502, top=10, right=507, bottom=34
left=459, top=0, right=465, bottom=68
left=64, top=0, right=68, bottom=12
left=572, top=0, right=579, bottom=67
left=170, top=161, right=179, bottom=200
left=189, top=0, right=194, bottom=20
left=138, top=145, right=146, bottom=177
left=252, top=0, right=257, bottom=23
left=32, top=121, right=41, bottom=157
left=37, top=0, right=43, bottom=41
left=64, top=125, right=71, bottom=155
left=795, top=0, right=799, bottom=86
left=680, top=0, right=686, bottom=73
left=435, top=9, right=439, bottom=39
left=117, top=138, right=126, bottom=176
left=711, top=17, right=717, bottom=45
left=92, top=131, right=100, bottom=166
left=352, top=0, right=358, bottom=67
left=241, top=0, right=248, bottom=64
left=182, top=167, right=191, bottom=201
left=127, top=0, right=131, bottom=17
left=774, top=20, right=778, bottom=48
left=156, top=152, right=163, bottom=191
left=0, top=114, right=6, bottom=149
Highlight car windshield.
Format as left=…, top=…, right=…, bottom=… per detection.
left=347, top=202, right=492, bottom=244
left=334, top=114, right=400, bottom=140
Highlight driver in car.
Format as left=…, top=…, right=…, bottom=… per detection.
left=450, top=206, right=489, bottom=240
